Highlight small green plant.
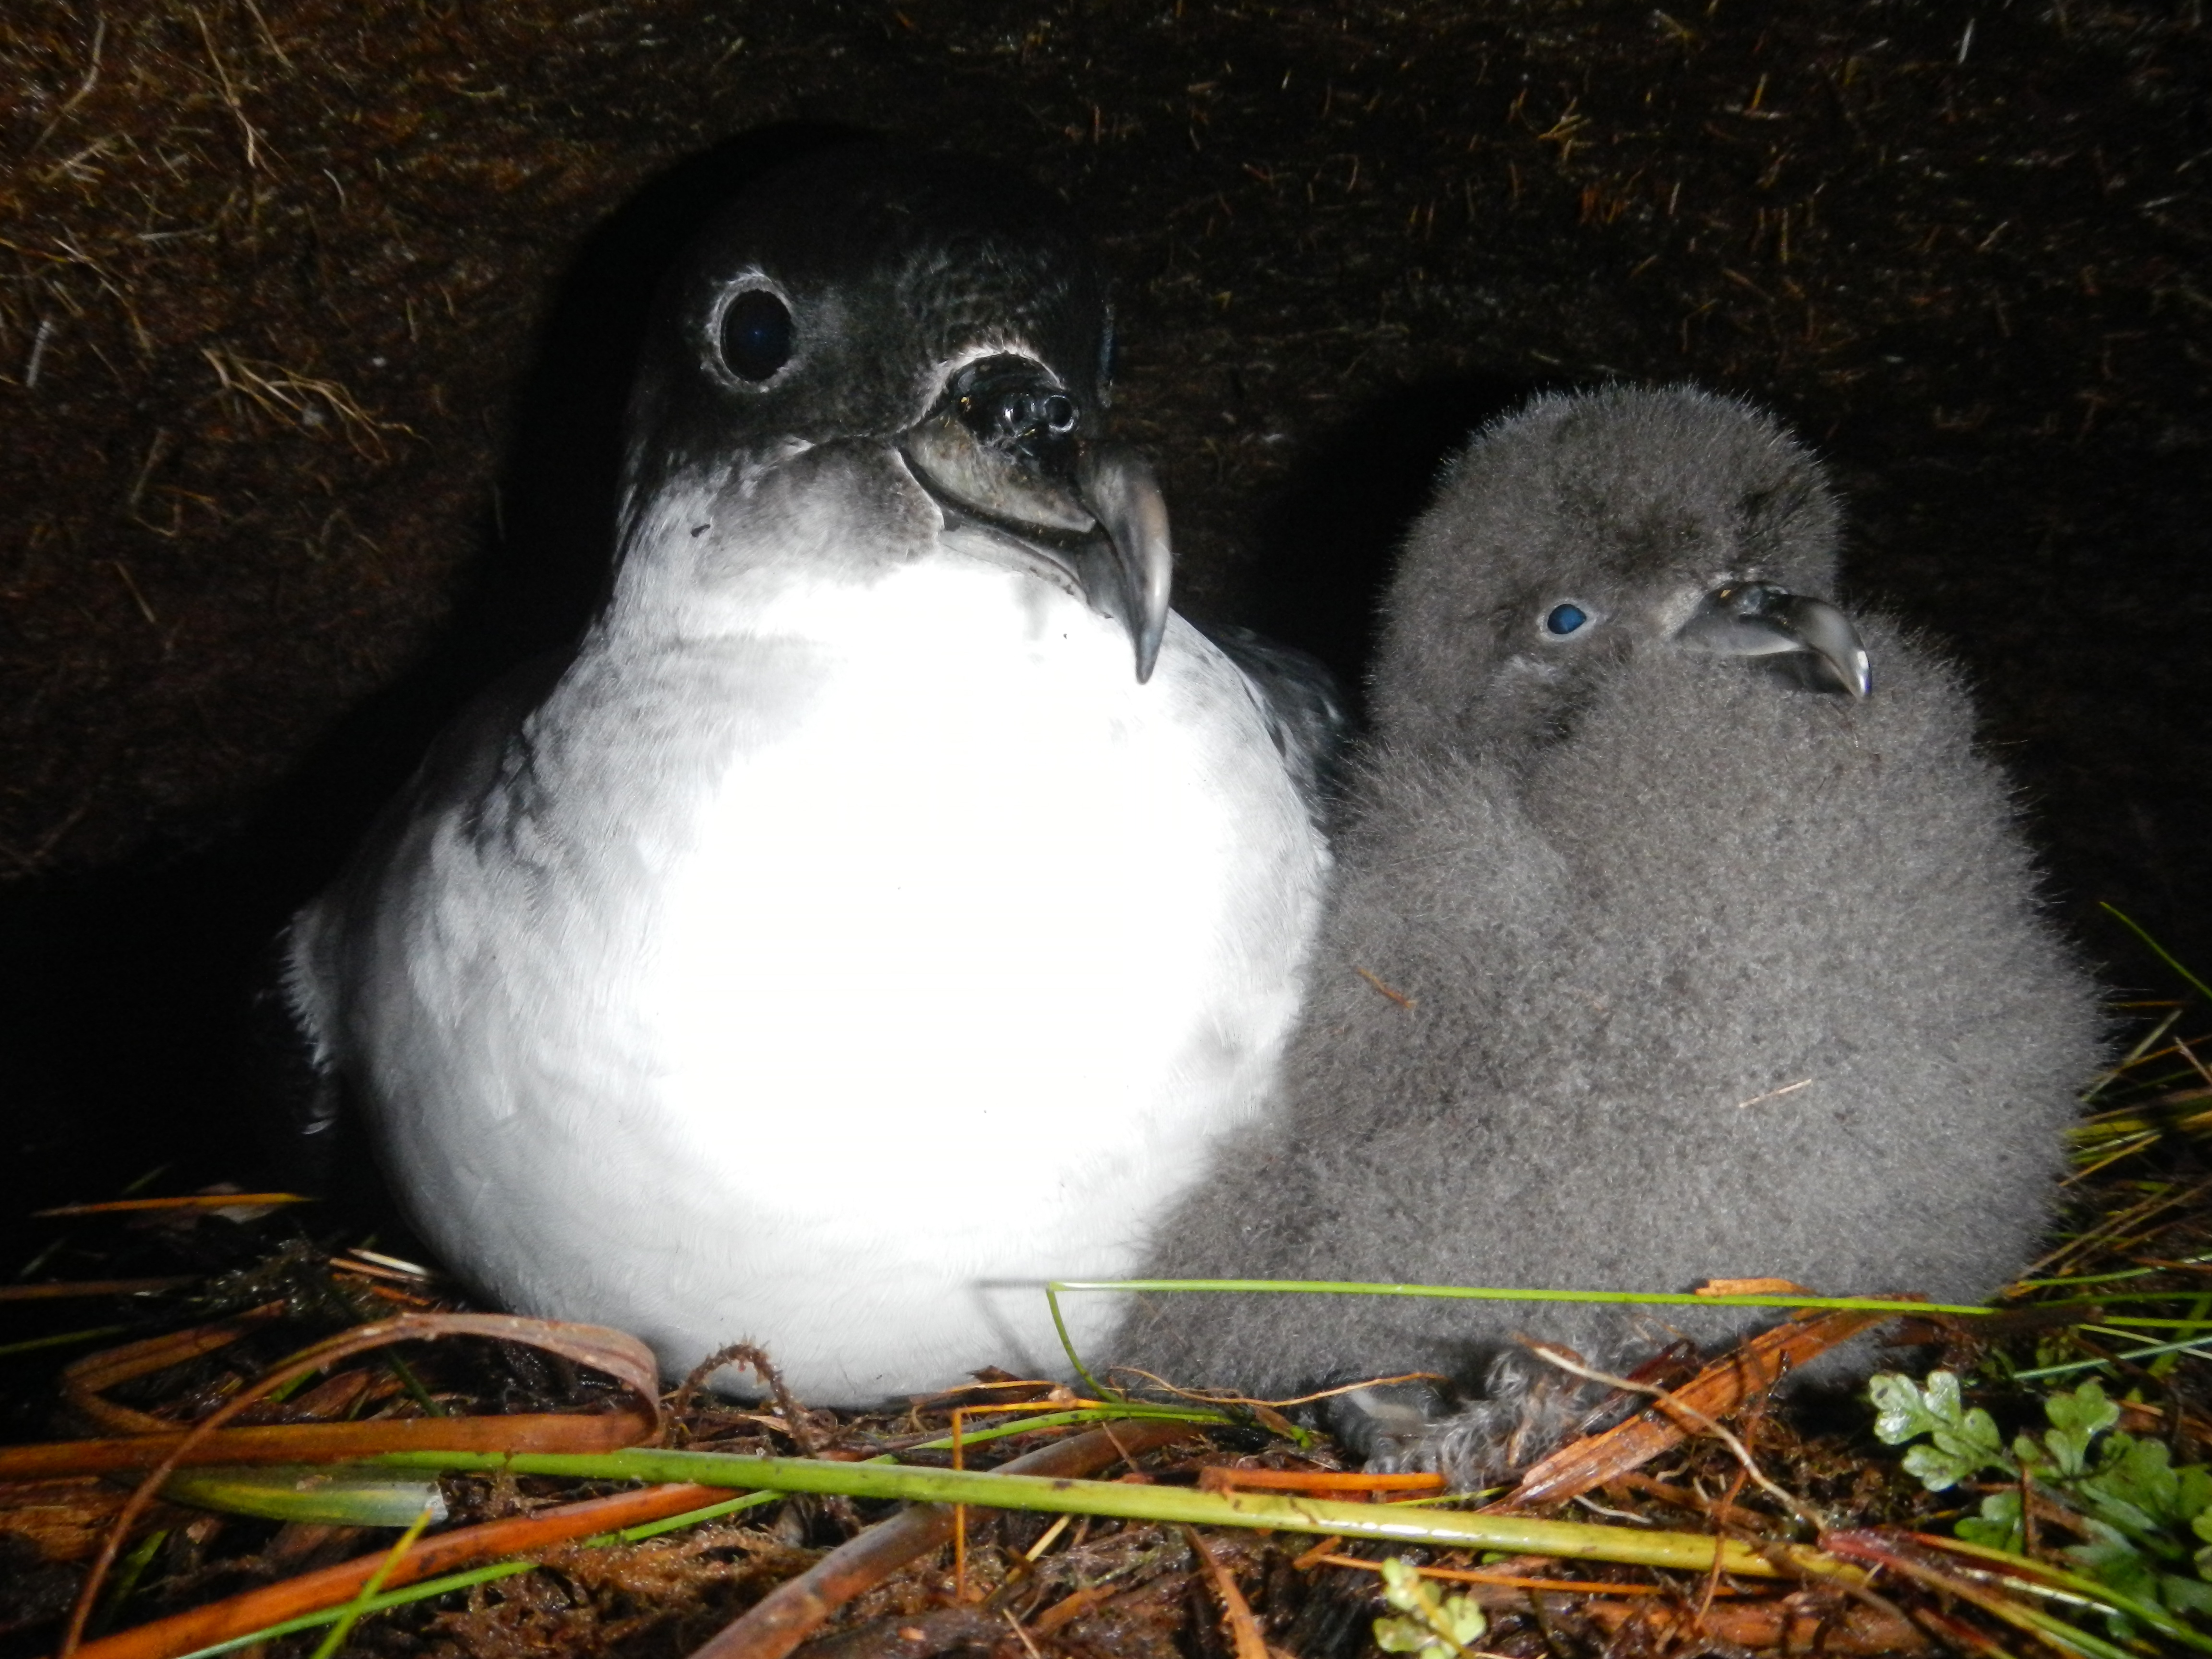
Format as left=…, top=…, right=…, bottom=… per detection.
left=1373, top=1557, right=1489, bottom=1658
left=1872, top=1370, right=2212, bottom=1623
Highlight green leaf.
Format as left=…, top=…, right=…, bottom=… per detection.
left=2176, top=1465, right=2212, bottom=1525
left=1958, top=1488, right=2025, bottom=1553
left=1938, top=1412, right=2010, bottom=1473
left=1374, top=1557, right=1485, bottom=1659
left=2163, top=1574, right=2212, bottom=1617
left=2042, top=1381, right=2121, bottom=1478
left=1439, top=1599, right=1486, bottom=1647
left=2046, top=1380, right=2123, bottom=1441
left=2067, top=1525, right=2162, bottom=1611
left=1372, top=1617, right=1442, bottom=1656
left=1378, top=1558, right=1428, bottom=1605
left=1871, top=1371, right=2014, bottom=1490
left=2191, top=1505, right=2212, bottom=1550
left=1901, top=1444, right=1972, bottom=1491
left=2077, top=1436, right=2187, bottom=1546
left=1870, top=1370, right=1944, bottom=1445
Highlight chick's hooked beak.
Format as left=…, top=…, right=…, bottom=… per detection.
left=900, top=353, right=1171, bottom=682
left=1674, top=581, right=1873, bottom=698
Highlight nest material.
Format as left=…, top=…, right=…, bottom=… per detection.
left=2, top=1007, right=2211, bottom=1659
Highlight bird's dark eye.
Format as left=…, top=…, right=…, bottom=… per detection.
left=720, top=289, right=793, bottom=381
left=1545, top=603, right=1589, bottom=636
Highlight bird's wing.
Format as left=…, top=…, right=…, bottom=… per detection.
left=259, top=650, right=570, bottom=1187
left=1194, top=619, right=1352, bottom=833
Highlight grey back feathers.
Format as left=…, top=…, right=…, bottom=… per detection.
left=1194, top=620, right=1352, bottom=827
left=1111, top=385, right=2103, bottom=1482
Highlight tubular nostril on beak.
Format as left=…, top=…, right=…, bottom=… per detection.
left=982, top=388, right=1078, bottom=443
left=986, top=389, right=1076, bottom=441
left=950, top=355, right=1082, bottom=454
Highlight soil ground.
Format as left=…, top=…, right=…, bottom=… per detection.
left=1, top=0, right=2208, bottom=1316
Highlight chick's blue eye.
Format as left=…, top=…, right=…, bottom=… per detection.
left=721, top=289, right=793, bottom=381
left=1545, top=603, right=1589, bottom=636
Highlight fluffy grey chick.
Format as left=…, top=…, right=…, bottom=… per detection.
left=1110, top=384, right=2103, bottom=1485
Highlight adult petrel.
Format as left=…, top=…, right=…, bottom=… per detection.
left=280, top=148, right=1333, bottom=1400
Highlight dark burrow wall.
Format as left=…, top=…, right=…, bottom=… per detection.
left=2, top=1, right=2208, bottom=1226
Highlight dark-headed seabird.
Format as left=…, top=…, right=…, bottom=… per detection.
left=280, top=148, right=1333, bottom=1401
left=1112, top=385, right=2102, bottom=1483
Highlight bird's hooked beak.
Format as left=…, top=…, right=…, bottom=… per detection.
left=1674, top=582, right=1872, bottom=697
left=899, top=353, right=1171, bottom=682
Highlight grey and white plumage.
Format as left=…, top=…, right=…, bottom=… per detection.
left=281, top=147, right=1331, bottom=1402
left=1110, top=384, right=2102, bottom=1482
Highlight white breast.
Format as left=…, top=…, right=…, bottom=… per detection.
left=329, top=546, right=1327, bottom=1400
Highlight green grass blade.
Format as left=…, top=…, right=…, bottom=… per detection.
left=0, top=1323, right=132, bottom=1358
left=160, top=1465, right=448, bottom=1527
left=368, top=1448, right=1848, bottom=1582
left=172, top=1563, right=541, bottom=1659
left=1913, top=1533, right=2212, bottom=1655
left=308, top=1499, right=439, bottom=1659
left=1045, top=1281, right=1121, bottom=1399
left=2101, top=905, right=2212, bottom=1005
left=168, top=1491, right=785, bottom=1659
left=1053, top=1278, right=1998, bottom=1315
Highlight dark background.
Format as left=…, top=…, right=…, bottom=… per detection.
left=2, top=1, right=2208, bottom=1236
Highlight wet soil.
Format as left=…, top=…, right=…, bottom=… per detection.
left=1, top=2, right=2208, bottom=1214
